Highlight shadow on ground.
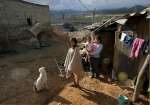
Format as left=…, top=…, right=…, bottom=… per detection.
left=80, top=87, right=117, bottom=105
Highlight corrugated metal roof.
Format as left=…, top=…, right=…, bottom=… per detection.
left=14, top=0, right=49, bottom=7
left=84, top=7, right=149, bottom=31
left=146, top=7, right=150, bottom=12
left=147, top=7, right=150, bottom=19
left=127, top=7, right=150, bottom=18
left=84, top=22, right=105, bottom=30
left=140, top=9, right=147, bottom=14
left=116, top=19, right=128, bottom=25
left=129, top=13, right=136, bottom=16
left=147, top=15, right=150, bottom=19
left=84, top=16, right=120, bottom=31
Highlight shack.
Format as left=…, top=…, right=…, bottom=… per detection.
left=84, top=8, right=150, bottom=102
left=113, top=8, right=150, bottom=102
left=84, top=8, right=150, bottom=79
left=113, top=8, right=149, bottom=79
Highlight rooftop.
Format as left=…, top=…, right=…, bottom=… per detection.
left=84, top=7, right=149, bottom=32
left=13, top=0, right=49, bottom=7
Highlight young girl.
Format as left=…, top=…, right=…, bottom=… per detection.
left=64, top=38, right=84, bottom=87
left=85, top=36, right=93, bottom=70
left=81, top=36, right=92, bottom=71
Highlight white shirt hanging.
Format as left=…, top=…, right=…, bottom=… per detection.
left=120, top=32, right=127, bottom=42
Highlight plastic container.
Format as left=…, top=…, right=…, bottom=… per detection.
left=118, top=95, right=130, bottom=105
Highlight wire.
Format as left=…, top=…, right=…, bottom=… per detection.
left=77, top=0, right=91, bottom=11
left=49, top=0, right=54, bottom=11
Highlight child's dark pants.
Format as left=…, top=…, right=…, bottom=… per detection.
left=90, top=57, right=100, bottom=77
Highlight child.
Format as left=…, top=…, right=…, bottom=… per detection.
left=85, top=36, right=93, bottom=53
left=64, top=38, right=84, bottom=87
left=88, top=35, right=103, bottom=78
left=81, top=36, right=93, bottom=71
left=84, top=36, right=93, bottom=70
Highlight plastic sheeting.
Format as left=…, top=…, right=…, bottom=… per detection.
left=29, top=23, right=44, bottom=36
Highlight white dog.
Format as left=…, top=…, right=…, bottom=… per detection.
left=33, top=67, right=48, bottom=92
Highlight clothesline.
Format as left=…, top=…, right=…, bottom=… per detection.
left=119, top=32, right=149, bottom=59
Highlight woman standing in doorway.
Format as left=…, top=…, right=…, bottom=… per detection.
left=88, top=35, right=103, bottom=78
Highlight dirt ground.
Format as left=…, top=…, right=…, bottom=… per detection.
left=0, top=37, right=148, bottom=105
left=0, top=38, right=68, bottom=105
left=49, top=77, right=121, bottom=105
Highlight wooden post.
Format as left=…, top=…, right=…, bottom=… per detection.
left=132, top=55, right=150, bottom=102
left=113, top=24, right=122, bottom=80
left=92, top=9, right=96, bottom=24
left=144, top=7, right=150, bottom=105
left=147, top=7, right=150, bottom=105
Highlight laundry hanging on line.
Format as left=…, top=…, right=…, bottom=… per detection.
left=129, top=38, right=144, bottom=58
left=119, top=32, right=149, bottom=58
left=120, top=32, right=127, bottom=42
left=119, top=32, right=134, bottom=46
left=123, top=35, right=134, bottom=46
left=141, top=40, right=149, bottom=55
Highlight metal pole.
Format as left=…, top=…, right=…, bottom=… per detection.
left=92, top=8, right=96, bottom=24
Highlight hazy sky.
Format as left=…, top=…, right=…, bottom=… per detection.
left=24, top=0, right=149, bottom=10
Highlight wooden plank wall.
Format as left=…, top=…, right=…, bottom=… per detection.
left=113, top=15, right=149, bottom=79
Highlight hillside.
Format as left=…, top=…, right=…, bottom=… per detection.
left=97, top=5, right=147, bottom=14
left=51, top=5, right=147, bottom=17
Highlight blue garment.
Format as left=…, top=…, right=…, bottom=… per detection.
left=141, top=40, right=149, bottom=55
left=123, top=35, right=134, bottom=46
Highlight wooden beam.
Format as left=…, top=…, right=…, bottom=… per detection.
left=132, top=8, right=150, bottom=103
left=132, top=54, right=150, bottom=102
left=147, top=7, right=150, bottom=105
left=148, top=9, right=150, bottom=105
left=113, top=24, right=122, bottom=79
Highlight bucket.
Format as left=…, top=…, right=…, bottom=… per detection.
left=118, top=95, right=130, bottom=105
left=102, top=58, right=110, bottom=71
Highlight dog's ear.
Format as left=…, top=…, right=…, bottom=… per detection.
left=43, top=67, right=48, bottom=72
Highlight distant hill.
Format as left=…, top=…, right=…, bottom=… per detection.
left=51, top=10, right=86, bottom=17
left=97, top=5, right=147, bottom=14
left=51, top=5, right=147, bottom=17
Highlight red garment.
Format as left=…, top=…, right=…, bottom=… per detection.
left=129, top=38, right=144, bottom=58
